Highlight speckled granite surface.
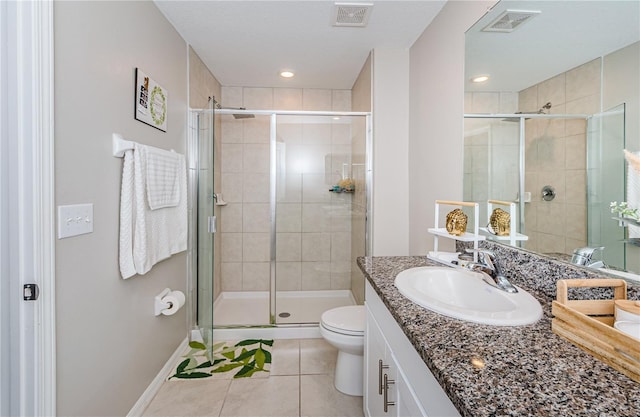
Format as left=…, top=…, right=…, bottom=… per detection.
left=357, top=247, right=640, bottom=417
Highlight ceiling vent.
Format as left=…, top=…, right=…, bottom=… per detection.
left=482, top=9, right=541, bottom=33
left=332, top=2, right=373, bottom=27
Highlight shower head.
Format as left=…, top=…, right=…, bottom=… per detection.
left=219, top=106, right=255, bottom=119
left=232, top=113, right=255, bottom=120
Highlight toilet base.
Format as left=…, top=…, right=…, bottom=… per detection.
left=334, top=350, right=363, bottom=396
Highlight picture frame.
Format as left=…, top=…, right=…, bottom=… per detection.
left=134, top=68, right=168, bottom=132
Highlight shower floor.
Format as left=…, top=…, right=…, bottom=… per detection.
left=212, top=290, right=355, bottom=326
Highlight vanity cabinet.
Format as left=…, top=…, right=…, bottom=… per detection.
left=364, top=281, right=460, bottom=417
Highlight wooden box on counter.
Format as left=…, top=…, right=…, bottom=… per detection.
left=551, top=278, right=640, bottom=383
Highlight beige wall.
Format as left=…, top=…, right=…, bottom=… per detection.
left=408, top=1, right=496, bottom=255
left=54, top=2, right=188, bottom=415
left=371, top=48, right=410, bottom=255
left=350, top=53, right=372, bottom=304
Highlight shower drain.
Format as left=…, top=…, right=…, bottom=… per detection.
left=278, top=312, right=291, bottom=318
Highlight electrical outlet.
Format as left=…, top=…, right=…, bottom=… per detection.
left=58, top=204, right=93, bottom=239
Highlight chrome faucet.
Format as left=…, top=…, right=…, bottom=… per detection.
left=465, top=249, right=518, bottom=293
left=571, top=247, right=605, bottom=268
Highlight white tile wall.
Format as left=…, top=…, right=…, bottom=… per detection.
left=221, top=233, right=243, bottom=262
left=242, top=262, right=270, bottom=290
left=243, top=203, right=270, bottom=233
left=276, top=203, right=302, bottom=233
left=276, top=262, right=302, bottom=291
left=243, top=144, right=270, bottom=173
left=243, top=173, right=270, bottom=202
left=243, top=233, right=270, bottom=262
left=244, top=87, right=273, bottom=110
left=274, top=88, right=302, bottom=110
left=276, top=233, right=302, bottom=262
left=303, top=89, right=332, bottom=111
left=220, top=203, right=242, bottom=233
left=302, top=233, right=331, bottom=261
left=301, top=262, right=331, bottom=290
left=221, top=262, right=242, bottom=291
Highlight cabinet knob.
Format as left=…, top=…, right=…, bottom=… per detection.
left=383, top=373, right=395, bottom=413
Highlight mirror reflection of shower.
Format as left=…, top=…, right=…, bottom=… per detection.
left=463, top=103, right=626, bottom=271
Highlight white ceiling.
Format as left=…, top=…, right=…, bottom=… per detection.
left=155, top=1, right=640, bottom=95
left=154, top=0, right=446, bottom=90
left=465, top=1, right=640, bottom=93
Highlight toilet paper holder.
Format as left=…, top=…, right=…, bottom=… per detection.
left=154, top=288, right=184, bottom=316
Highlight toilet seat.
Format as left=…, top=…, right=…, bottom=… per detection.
left=320, top=305, right=364, bottom=336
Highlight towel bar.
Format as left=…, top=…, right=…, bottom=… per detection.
left=112, top=133, right=135, bottom=157
left=112, top=133, right=176, bottom=157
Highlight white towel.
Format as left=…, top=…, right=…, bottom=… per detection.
left=119, top=143, right=187, bottom=279
left=144, top=146, right=181, bottom=209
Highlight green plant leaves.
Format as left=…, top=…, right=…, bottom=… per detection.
left=189, top=341, right=207, bottom=350
left=168, top=339, right=274, bottom=380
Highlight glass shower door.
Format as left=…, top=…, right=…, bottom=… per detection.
left=194, top=108, right=215, bottom=345
left=273, top=114, right=357, bottom=324
left=587, top=104, right=626, bottom=269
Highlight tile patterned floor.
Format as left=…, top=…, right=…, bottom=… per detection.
left=143, top=338, right=364, bottom=417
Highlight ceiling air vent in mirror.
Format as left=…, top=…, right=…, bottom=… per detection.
left=332, top=2, right=373, bottom=27
left=482, top=10, right=541, bottom=33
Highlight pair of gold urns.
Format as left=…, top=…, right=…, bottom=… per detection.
left=445, top=208, right=510, bottom=236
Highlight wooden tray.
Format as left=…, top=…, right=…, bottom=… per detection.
left=551, top=278, right=640, bottom=383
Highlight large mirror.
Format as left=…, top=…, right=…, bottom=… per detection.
left=464, top=1, right=640, bottom=277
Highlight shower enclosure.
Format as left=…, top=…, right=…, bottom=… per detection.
left=189, top=105, right=371, bottom=340
left=463, top=106, right=626, bottom=269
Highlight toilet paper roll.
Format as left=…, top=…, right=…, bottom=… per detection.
left=161, top=290, right=185, bottom=316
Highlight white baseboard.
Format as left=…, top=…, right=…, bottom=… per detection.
left=127, top=337, right=188, bottom=417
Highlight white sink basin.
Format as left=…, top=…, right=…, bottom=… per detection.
left=394, top=267, right=542, bottom=326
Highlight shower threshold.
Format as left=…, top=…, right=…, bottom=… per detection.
left=212, top=289, right=355, bottom=326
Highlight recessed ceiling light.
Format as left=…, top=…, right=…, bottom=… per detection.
left=471, top=75, right=490, bottom=83
left=280, top=71, right=295, bottom=78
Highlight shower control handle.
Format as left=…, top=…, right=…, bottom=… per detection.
left=541, top=185, right=556, bottom=201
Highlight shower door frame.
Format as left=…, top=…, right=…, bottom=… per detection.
left=214, top=109, right=372, bottom=327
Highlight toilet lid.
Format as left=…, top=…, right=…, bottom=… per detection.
left=321, top=305, right=365, bottom=336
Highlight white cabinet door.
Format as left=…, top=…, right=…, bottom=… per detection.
left=365, top=305, right=397, bottom=417
left=395, top=361, right=427, bottom=417
left=365, top=282, right=461, bottom=417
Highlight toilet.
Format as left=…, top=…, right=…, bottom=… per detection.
left=319, top=305, right=365, bottom=396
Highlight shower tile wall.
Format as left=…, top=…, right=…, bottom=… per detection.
left=520, top=58, right=600, bottom=254
left=219, top=87, right=353, bottom=292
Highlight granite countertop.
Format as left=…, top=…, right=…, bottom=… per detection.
left=358, top=255, right=640, bottom=417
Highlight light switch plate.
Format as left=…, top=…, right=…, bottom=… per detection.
left=58, top=204, right=93, bottom=239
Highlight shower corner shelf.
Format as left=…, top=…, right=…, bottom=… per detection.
left=428, top=200, right=484, bottom=264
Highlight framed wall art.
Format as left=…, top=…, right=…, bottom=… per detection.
left=134, top=68, right=167, bottom=132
